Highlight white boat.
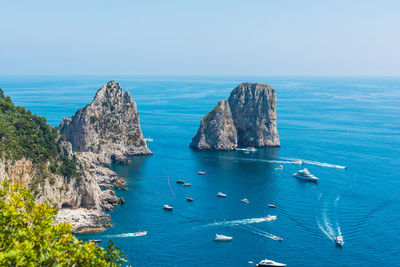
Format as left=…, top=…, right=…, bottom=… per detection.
left=292, top=168, right=319, bottom=182
left=183, top=183, right=191, bottom=187
left=265, top=215, right=277, bottom=221
left=241, top=198, right=249, bottom=204
left=144, top=138, right=153, bottom=142
left=197, top=171, right=206, bottom=175
left=256, top=259, right=286, bottom=267
left=132, top=231, right=147, bottom=237
left=246, top=147, right=257, bottom=152
left=334, top=236, right=344, bottom=247
left=272, top=236, right=283, bottom=242
left=292, top=159, right=303, bottom=165
left=217, top=192, right=227, bottom=198
left=163, top=205, right=173, bottom=211
left=214, top=234, right=232, bottom=242
left=268, top=204, right=277, bottom=208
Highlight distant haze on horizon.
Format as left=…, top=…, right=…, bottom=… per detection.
left=0, top=0, right=399, bottom=76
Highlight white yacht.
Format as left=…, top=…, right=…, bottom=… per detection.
left=334, top=236, right=344, bottom=247
left=163, top=205, right=173, bottom=211
left=241, top=198, right=249, bottom=204
left=292, top=168, right=319, bottom=182
left=214, top=234, right=232, bottom=242
left=256, top=259, right=286, bottom=267
left=217, top=192, right=227, bottom=198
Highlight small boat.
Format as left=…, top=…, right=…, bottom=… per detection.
left=217, top=192, right=227, bottom=198
left=248, top=261, right=254, bottom=264
left=268, top=204, right=277, bottom=208
left=292, top=168, right=319, bottom=182
left=279, top=165, right=283, bottom=169
left=132, top=231, right=147, bottom=237
left=256, top=259, right=286, bottom=267
left=292, top=159, right=303, bottom=165
left=334, top=236, right=344, bottom=247
left=246, top=147, right=257, bottom=152
left=272, top=236, right=283, bottom=242
left=163, top=205, right=173, bottom=211
left=144, top=138, right=153, bottom=142
left=183, top=183, right=191, bottom=187
left=176, top=180, right=185, bottom=184
left=214, top=234, right=233, bottom=242
left=89, top=239, right=102, bottom=243
left=265, top=215, right=277, bottom=221
left=241, top=198, right=249, bottom=204
left=197, top=171, right=206, bottom=175
left=186, top=197, right=193, bottom=202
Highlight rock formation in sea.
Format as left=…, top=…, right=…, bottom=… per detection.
left=0, top=82, right=151, bottom=233
left=60, top=80, right=152, bottom=165
left=190, top=83, right=280, bottom=150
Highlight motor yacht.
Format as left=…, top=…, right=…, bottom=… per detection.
left=256, top=259, right=286, bottom=267
left=163, top=205, right=173, bottom=211
left=217, top=192, right=227, bottom=198
left=214, top=234, right=232, bottom=242
left=334, top=236, right=344, bottom=247
left=292, top=169, right=319, bottom=182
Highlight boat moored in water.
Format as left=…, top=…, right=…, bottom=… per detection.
left=334, top=236, right=344, bottom=247
left=176, top=180, right=185, bottom=184
left=186, top=197, right=193, bottom=201
left=256, top=259, right=286, bottom=267
left=197, top=171, right=206, bottom=175
left=268, top=204, right=277, bottom=208
left=241, top=198, right=249, bottom=204
left=217, top=192, right=227, bottom=198
left=292, top=168, right=319, bottom=182
left=163, top=205, right=173, bottom=211
left=214, top=234, right=233, bottom=242
left=183, top=183, right=191, bottom=187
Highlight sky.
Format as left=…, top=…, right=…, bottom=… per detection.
left=0, top=0, right=399, bottom=76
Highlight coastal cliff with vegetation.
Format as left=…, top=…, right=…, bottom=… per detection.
left=0, top=81, right=150, bottom=234
left=190, top=83, right=280, bottom=150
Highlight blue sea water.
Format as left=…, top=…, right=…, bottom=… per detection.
left=1, top=76, right=400, bottom=266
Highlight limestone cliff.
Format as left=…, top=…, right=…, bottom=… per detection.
left=59, top=81, right=152, bottom=165
left=190, top=83, right=280, bottom=150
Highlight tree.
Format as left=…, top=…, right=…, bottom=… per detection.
left=0, top=181, right=126, bottom=266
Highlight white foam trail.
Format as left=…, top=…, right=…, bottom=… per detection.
left=334, top=195, right=340, bottom=207
left=316, top=219, right=334, bottom=240
left=282, top=157, right=347, bottom=169
left=104, top=232, right=147, bottom=238
left=242, top=225, right=281, bottom=241
left=205, top=217, right=276, bottom=227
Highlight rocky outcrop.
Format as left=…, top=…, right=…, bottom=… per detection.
left=60, top=81, right=152, bottom=165
left=190, top=83, right=280, bottom=150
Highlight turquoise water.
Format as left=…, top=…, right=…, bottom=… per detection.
left=1, top=76, right=400, bottom=266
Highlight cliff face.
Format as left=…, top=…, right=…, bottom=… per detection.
left=59, top=81, right=152, bottom=165
left=190, top=83, right=280, bottom=150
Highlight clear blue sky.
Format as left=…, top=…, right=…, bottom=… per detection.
left=0, top=0, right=399, bottom=76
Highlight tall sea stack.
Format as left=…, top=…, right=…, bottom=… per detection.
left=190, top=83, right=280, bottom=150
left=60, top=81, right=152, bottom=165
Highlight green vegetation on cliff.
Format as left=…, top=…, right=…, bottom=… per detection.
left=0, top=89, right=79, bottom=179
left=0, top=181, right=126, bottom=266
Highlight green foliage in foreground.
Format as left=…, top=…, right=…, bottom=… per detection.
left=0, top=181, right=126, bottom=266
left=0, top=89, right=80, bottom=180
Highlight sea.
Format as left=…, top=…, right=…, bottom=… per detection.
left=1, top=76, right=399, bottom=266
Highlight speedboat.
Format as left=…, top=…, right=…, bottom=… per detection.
left=292, top=159, right=303, bottom=165
left=272, top=236, right=283, bottom=242
left=214, top=234, right=232, bottom=242
left=144, top=138, right=153, bottom=142
left=89, top=239, right=102, bottom=243
left=334, top=236, right=344, bottom=247
left=241, top=198, right=249, bottom=204
left=163, top=205, right=173, bottom=211
left=176, top=180, right=185, bottom=184
left=186, top=197, right=193, bottom=202
left=246, top=147, right=257, bottom=152
left=265, top=215, right=277, bottom=221
left=268, top=204, right=277, bottom=208
left=132, top=231, right=147, bottom=237
left=292, top=169, right=319, bottom=182
left=256, top=259, right=286, bottom=267
left=183, top=183, right=191, bottom=187
left=197, top=171, right=206, bottom=175
left=217, top=192, right=227, bottom=198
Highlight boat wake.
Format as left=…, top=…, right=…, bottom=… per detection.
left=104, top=231, right=147, bottom=239
left=283, top=157, right=347, bottom=169
left=240, top=225, right=282, bottom=241
left=316, top=195, right=343, bottom=243
left=205, top=216, right=277, bottom=227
